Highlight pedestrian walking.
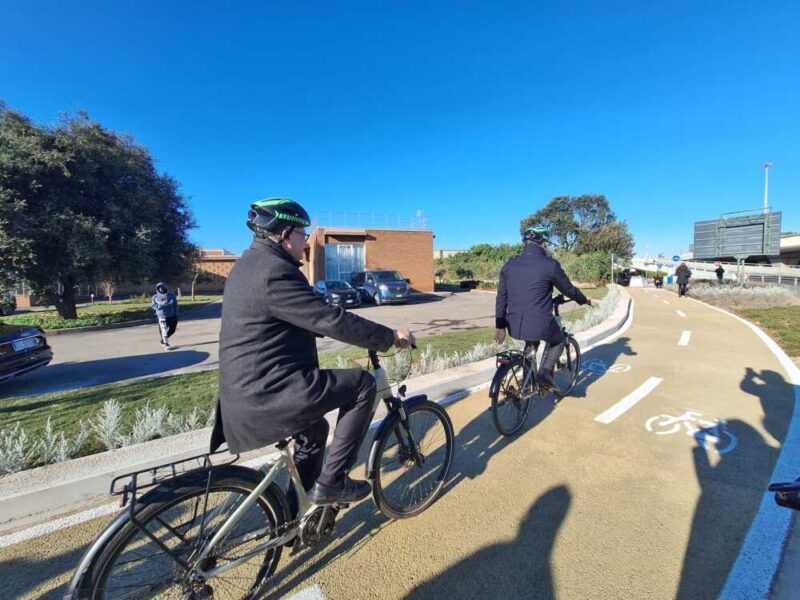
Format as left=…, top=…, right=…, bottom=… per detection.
left=151, top=282, right=178, bottom=350
left=675, top=263, right=692, bottom=297
left=715, top=264, right=725, bottom=284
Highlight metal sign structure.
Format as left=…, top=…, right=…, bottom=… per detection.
left=693, top=208, right=782, bottom=260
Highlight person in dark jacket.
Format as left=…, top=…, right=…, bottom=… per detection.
left=715, top=264, right=725, bottom=284
left=495, top=225, right=591, bottom=391
left=675, top=262, right=692, bottom=297
left=211, top=198, right=415, bottom=508
left=151, top=282, right=178, bottom=350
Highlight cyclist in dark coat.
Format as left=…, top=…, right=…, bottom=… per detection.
left=495, top=226, right=591, bottom=390
left=211, top=198, right=415, bottom=507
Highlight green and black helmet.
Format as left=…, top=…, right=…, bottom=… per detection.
left=522, top=225, right=551, bottom=245
left=247, top=197, right=311, bottom=238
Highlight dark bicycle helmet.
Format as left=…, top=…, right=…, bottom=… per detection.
left=247, top=198, right=311, bottom=238
left=522, top=225, right=551, bottom=245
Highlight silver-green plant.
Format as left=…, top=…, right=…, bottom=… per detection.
left=90, top=399, right=125, bottom=450
left=0, top=423, right=37, bottom=474
left=37, top=418, right=89, bottom=464
left=126, top=402, right=170, bottom=445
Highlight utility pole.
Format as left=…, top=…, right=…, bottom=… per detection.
left=764, top=162, right=773, bottom=213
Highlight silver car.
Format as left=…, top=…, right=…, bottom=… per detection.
left=352, top=271, right=410, bottom=305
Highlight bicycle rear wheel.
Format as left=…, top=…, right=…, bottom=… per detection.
left=552, top=336, right=581, bottom=397
left=72, top=467, right=288, bottom=599
left=490, top=361, right=533, bottom=436
left=372, top=400, right=454, bottom=519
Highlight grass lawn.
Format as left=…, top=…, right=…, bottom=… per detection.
left=737, top=305, right=800, bottom=357
left=0, top=296, right=221, bottom=330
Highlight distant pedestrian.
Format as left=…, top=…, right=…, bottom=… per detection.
left=715, top=265, right=725, bottom=284
left=675, top=263, right=692, bottom=297
left=654, top=274, right=663, bottom=288
left=151, top=282, right=178, bottom=350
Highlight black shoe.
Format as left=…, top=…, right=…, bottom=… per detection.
left=308, top=477, right=371, bottom=505
left=537, top=369, right=556, bottom=391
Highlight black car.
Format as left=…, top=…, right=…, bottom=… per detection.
left=313, top=280, right=362, bottom=308
left=0, top=324, right=53, bottom=384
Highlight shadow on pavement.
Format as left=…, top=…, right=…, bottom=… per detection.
left=405, top=485, right=571, bottom=599
left=0, top=545, right=89, bottom=599
left=0, top=350, right=211, bottom=399
left=677, top=368, right=794, bottom=599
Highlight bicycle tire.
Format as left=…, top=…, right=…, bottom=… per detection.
left=372, top=400, right=454, bottom=519
left=553, top=335, right=581, bottom=397
left=72, top=466, right=289, bottom=599
left=490, top=361, right=533, bottom=436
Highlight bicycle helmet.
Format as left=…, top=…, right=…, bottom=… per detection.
left=246, top=198, right=311, bottom=238
left=522, top=225, right=551, bottom=245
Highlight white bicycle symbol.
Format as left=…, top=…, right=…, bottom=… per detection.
left=645, top=411, right=738, bottom=454
left=583, top=360, right=631, bottom=375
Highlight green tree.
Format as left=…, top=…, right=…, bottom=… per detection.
left=521, top=194, right=629, bottom=253
left=575, top=221, right=634, bottom=259
left=0, top=105, right=196, bottom=319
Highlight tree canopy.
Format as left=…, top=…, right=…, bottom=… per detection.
left=520, top=194, right=634, bottom=259
left=0, top=104, right=196, bottom=318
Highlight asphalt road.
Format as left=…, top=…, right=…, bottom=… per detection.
left=0, top=292, right=497, bottom=399
left=1, top=288, right=795, bottom=599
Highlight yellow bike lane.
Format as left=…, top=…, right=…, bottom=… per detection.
left=0, top=287, right=796, bottom=599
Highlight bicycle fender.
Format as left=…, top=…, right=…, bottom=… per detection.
left=365, top=394, right=428, bottom=480
left=63, top=464, right=264, bottom=598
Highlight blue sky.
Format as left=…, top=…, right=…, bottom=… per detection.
left=2, top=1, right=798, bottom=256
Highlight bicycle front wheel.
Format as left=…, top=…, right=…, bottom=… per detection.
left=72, top=467, right=288, bottom=599
left=372, top=400, right=454, bottom=519
left=490, top=361, right=533, bottom=436
left=552, top=336, right=581, bottom=397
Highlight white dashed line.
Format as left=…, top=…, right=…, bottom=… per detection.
left=594, top=377, right=664, bottom=424
left=286, top=585, right=328, bottom=600
left=678, top=330, right=691, bottom=346
left=676, top=310, right=686, bottom=318
left=662, top=300, right=670, bottom=305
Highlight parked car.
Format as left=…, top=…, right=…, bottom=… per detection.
left=352, top=270, right=410, bottom=305
left=313, top=279, right=362, bottom=308
left=0, top=324, right=53, bottom=384
left=1, top=292, right=16, bottom=316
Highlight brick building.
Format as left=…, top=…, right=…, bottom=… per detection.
left=306, top=228, right=434, bottom=292
left=195, top=248, right=239, bottom=293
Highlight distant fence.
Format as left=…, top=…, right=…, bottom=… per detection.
left=313, top=211, right=432, bottom=230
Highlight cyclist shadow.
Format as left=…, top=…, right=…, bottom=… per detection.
left=676, top=367, right=794, bottom=599
left=404, top=485, right=571, bottom=599
left=568, top=336, right=637, bottom=399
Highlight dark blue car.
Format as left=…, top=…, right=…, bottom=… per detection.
left=0, top=324, right=53, bottom=384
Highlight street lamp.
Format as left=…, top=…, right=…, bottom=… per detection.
left=764, top=162, right=773, bottom=212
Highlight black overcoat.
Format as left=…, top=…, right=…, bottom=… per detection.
left=676, top=264, right=692, bottom=284
left=211, top=238, right=394, bottom=454
left=495, top=244, right=589, bottom=342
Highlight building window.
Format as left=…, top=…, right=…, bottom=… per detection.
left=325, top=244, right=365, bottom=283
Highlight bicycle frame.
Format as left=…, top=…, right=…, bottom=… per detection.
left=193, top=446, right=308, bottom=579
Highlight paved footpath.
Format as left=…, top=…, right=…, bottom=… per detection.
left=1, top=288, right=796, bottom=598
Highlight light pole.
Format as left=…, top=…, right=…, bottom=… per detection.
left=763, top=162, right=773, bottom=213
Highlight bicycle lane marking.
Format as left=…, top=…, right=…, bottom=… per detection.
left=678, top=330, right=691, bottom=346
left=677, top=310, right=687, bottom=318
left=594, top=377, right=664, bottom=424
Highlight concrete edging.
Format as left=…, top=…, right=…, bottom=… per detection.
left=0, top=288, right=632, bottom=537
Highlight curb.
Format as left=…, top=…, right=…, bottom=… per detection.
left=0, top=289, right=632, bottom=539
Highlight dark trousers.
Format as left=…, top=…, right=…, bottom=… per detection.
left=292, top=368, right=377, bottom=494
left=158, top=316, right=178, bottom=341
left=521, top=319, right=566, bottom=377
left=678, top=283, right=688, bottom=297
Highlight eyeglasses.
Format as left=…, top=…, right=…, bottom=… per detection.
left=292, top=230, right=310, bottom=242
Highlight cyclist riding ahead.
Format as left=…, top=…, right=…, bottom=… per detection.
left=210, top=197, right=415, bottom=513
left=494, top=225, right=592, bottom=391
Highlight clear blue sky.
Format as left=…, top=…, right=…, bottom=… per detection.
left=2, top=1, right=798, bottom=256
